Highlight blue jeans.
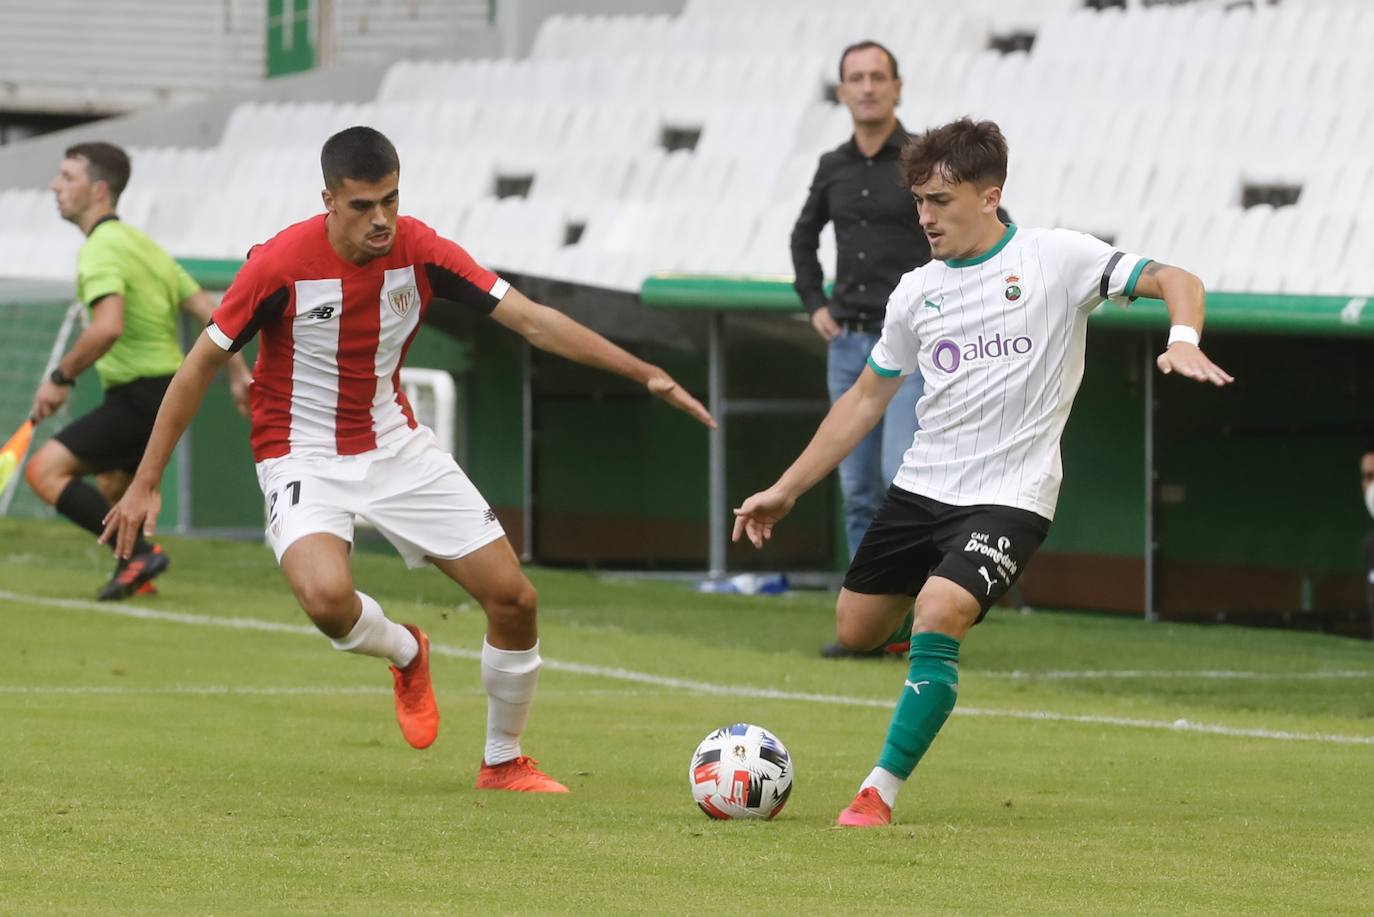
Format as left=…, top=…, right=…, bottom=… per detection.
left=827, top=329, right=924, bottom=558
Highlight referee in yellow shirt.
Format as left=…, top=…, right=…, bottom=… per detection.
left=26, top=142, right=251, bottom=600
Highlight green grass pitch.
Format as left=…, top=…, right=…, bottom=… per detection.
left=2, top=518, right=1372, bottom=915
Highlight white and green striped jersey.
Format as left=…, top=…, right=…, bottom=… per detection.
left=867, top=225, right=1151, bottom=520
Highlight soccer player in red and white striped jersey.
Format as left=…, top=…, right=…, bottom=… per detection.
left=103, top=127, right=714, bottom=792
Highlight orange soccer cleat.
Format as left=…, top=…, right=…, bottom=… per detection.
left=389, top=625, right=439, bottom=749
left=836, top=787, right=892, bottom=827
left=475, top=756, right=569, bottom=793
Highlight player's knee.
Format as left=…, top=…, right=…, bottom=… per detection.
left=23, top=454, right=44, bottom=491
left=23, top=450, right=57, bottom=501
left=912, top=588, right=978, bottom=638
left=485, top=580, right=537, bottom=630
left=834, top=620, right=876, bottom=650
left=294, top=580, right=357, bottom=631
left=834, top=602, right=882, bottom=650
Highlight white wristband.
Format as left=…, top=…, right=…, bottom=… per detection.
left=1167, top=325, right=1200, bottom=347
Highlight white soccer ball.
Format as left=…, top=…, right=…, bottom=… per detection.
left=688, top=723, right=793, bottom=820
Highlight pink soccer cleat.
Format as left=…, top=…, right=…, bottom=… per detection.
left=836, top=787, right=892, bottom=827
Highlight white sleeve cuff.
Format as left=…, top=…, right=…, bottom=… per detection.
left=206, top=322, right=234, bottom=351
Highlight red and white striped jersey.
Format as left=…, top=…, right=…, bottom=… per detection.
left=208, top=214, right=508, bottom=461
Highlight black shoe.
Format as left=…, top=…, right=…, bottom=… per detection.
left=97, top=546, right=170, bottom=601
left=819, top=641, right=888, bottom=660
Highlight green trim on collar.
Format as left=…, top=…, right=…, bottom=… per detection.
left=946, top=224, right=1017, bottom=268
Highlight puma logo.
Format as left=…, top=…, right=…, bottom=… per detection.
left=905, top=679, right=930, bottom=695
left=923, top=298, right=942, bottom=312
left=978, top=565, right=995, bottom=595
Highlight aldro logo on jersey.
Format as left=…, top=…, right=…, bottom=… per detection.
left=931, top=331, right=1035, bottom=374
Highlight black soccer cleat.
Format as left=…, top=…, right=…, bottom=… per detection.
left=97, top=545, right=170, bottom=601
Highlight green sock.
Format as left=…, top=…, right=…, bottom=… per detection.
left=875, top=632, right=960, bottom=779
left=881, top=609, right=915, bottom=646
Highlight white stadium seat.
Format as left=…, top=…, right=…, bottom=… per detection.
left=3, top=1, right=1370, bottom=296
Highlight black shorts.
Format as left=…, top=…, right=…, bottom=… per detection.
left=52, top=375, right=173, bottom=474
left=843, top=485, right=1051, bottom=620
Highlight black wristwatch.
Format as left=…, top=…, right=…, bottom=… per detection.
left=49, top=368, right=76, bottom=386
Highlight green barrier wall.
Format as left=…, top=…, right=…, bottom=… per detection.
left=39, top=257, right=1363, bottom=631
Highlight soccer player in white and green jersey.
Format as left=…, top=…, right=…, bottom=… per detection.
left=733, top=118, right=1233, bottom=827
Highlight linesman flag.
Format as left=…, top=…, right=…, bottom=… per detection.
left=0, top=417, right=36, bottom=495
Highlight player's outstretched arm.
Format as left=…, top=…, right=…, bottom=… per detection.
left=1131, top=261, right=1234, bottom=387
left=100, top=331, right=232, bottom=558
left=490, top=287, right=715, bottom=428
left=733, top=367, right=903, bottom=548
left=180, top=290, right=253, bottom=417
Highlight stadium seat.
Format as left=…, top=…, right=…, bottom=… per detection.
left=3, top=0, right=1369, bottom=299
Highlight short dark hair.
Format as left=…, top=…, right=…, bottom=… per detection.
left=1362, top=434, right=1374, bottom=456
left=320, top=126, right=400, bottom=190
left=900, top=117, right=1008, bottom=191
left=838, top=40, right=900, bottom=82
left=64, top=142, right=131, bottom=201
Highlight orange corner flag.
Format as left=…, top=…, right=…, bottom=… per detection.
left=0, top=418, right=35, bottom=495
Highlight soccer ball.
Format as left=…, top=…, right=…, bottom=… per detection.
left=688, top=723, right=793, bottom=820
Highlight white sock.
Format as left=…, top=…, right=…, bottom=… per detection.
left=860, top=766, right=904, bottom=808
left=329, top=591, right=418, bottom=669
left=481, top=639, right=541, bottom=766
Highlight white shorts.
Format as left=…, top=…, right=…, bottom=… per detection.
left=254, top=426, right=506, bottom=569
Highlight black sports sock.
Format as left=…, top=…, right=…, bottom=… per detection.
left=55, top=480, right=151, bottom=555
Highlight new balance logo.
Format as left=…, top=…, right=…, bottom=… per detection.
left=482, top=508, right=498, bottom=524
left=303, top=306, right=335, bottom=321
left=905, top=679, right=930, bottom=695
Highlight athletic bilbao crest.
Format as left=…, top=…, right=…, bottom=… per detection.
left=387, top=284, right=419, bottom=317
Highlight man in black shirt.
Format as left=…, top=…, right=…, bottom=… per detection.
left=1361, top=439, right=1374, bottom=638
left=792, top=42, right=1013, bottom=659
left=790, top=41, right=926, bottom=659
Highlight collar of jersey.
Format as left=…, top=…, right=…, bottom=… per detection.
left=945, top=224, right=1017, bottom=268
left=87, top=213, right=121, bottom=236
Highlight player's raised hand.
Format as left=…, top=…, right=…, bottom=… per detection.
left=732, top=487, right=796, bottom=549
left=100, top=481, right=161, bottom=560
left=646, top=371, right=716, bottom=429
left=1156, top=342, right=1233, bottom=387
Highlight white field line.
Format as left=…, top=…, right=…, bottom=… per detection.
left=3, top=590, right=1373, bottom=747
left=0, top=685, right=391, bottom=696
left=0, top=685, right=656, bottom=698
